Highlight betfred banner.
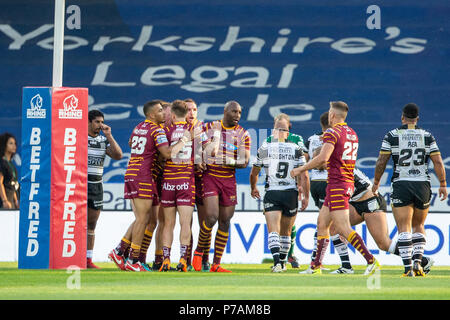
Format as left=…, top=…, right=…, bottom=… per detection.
left=18, top=87, right=88, bottom=269
left=18, top=87, right=52, bottom=269
left=50, top=88, right=88, bottom=269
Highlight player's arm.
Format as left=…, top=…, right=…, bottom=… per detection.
left=250, top=166, right=261, bottom=199
left=290, top=142, right=334, bottom=177
left=0, top=173, right=12, bottom=209
left=103, top=124, right=123, bottom=160
left=430, top=153, right=447, bottom=201
left=372, top=152, right=391, bottom=194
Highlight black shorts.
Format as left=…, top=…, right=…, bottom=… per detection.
left=263, top=189, right=298, bottom=217
left=390, top=181, right=431, bottom=210
left=88, top=182, right=103, bottom=210
left=350, top=193, right=387, bottom=217
left=310, top=180, right=327, bottom=209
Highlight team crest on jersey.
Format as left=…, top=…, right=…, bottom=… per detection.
left=157, top=134, right=168, bottom=145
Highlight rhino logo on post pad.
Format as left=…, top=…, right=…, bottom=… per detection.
left=59, top=94, right=82, bottom=119
left=27, top=93, right=46, bottom=118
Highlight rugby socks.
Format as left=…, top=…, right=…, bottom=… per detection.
left=389, top=236, right=429, bottom=267
left=129, top=242, right=141, bottom=264
left=180, top=244, right=188, bottom=261
left=330, top=234, right=352, bottom=269
left=288, top=225, right=297, bottom=258
left=412, top=233, right=426, bottom=264
left=86, top=250, right=93, bottom=259
left=268, top=232, right=281, bottom=265
left=213, top=229, right=229, bottom=265
left=397, top=232, right=413, bottom=273
left=196, top=220, right=213, bottom=257
left=347, top=231, right=374, bottom=265
left=163, top=246, right=171, bottom=261
left=279, top=236, right=291, bottom=267
left=312, top=236, right=329, bottom=269
left=116, top=237, right=131, bottom=256
left=154, top=249, right=164, bottom=265
left=186, top=234, right=193, bottom=265
left=139, top=229, right=153, bottom=263
left=310, top=229, right=318, bottom=265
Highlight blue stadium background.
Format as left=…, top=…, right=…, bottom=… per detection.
left=1, top=0, right=449, bottom=187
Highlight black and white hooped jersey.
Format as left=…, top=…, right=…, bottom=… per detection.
left=305, top=132, right=328, bottom=181
left=351, top=168, right=372, bottom=201
left=379, top=124, right=440, bottom=183
left=253, top=139, right=306, bottom=191
left=88, top=135, right=110, bottom=183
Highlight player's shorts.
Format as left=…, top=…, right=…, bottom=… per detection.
left=195, top=173, right=203, bottom=206
left=88, top=182, right=103, bottom=210
left=263, top=189, right=298, bottom=217
left=161, top=176, right=195, bottom=207
left=310, top=180, right=327, bottom=209
left=324, top=183, right=354, bottom=212
left=350, top=193, right=387, bottom=217
left=202, top=173, right=237, bottom=207
left=124, top=177, right=155, bottom=200
left=390, top=180, right=431, bottom=209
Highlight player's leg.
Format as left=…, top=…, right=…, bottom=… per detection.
left=264, top=210, right=282, bottom=272
left=310, top=204, right=332, bottom=273
left=177, top=205, right=194, bottom=272
left=363, top=211, right=391, bottom=252
left=411, top=207, right=428, bottom=276
left=280, top=213, right=297, bottom=271
left=87, top=207, right=101, bottom=268
left=329, top=218, right=354, bottom=274
left=287, top=225, right=300, bottom=268
left=210, top=204, right=234, bottom=272
left=138, top=205, right=158, bottom=271
left=192, top=195, right=219, bottom=271
left=332, top=208, right=378, bottom=274
left=152, top=206, right=165, bottom=270
left=196, top=202, right=210, bottom=270
left=392, top=204, right=414, bottom=275
left=160, top=206, right=176, bottom=271
left=126, top=198, right=152, bottom=271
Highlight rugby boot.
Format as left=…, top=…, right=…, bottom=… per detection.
left=159, top=258, right=171, bottom=272
left=192, top=250, right=203, bottom=271
left=108, top=249, right=126, bottom=271
left=413, top=261, right=426, bottom=277
left=210, top=263, right=232, bottom=273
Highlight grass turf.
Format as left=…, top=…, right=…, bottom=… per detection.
left=1, top=262, right=449, bottom=300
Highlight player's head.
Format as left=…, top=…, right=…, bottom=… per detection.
left=143, top=99, right=164, bottom=124
left=88, top=109, right=105, bottom=136
left=171, top=99, right=188, bottom=121
left=273, top=113, right=290, bottom=140
left=223, top=100, right=242, bottom=127
left=0, top=132, right=17, bottom=158
left=320, top=111, right=330, bottom=131
left=402, top=103, right=419, bottom=123
left=184, top=98, right=197, bottom=125
left=328, top=101, right=348, bottom=125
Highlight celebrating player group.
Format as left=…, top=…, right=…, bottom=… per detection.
left=91, top=98, right=446, bottom=276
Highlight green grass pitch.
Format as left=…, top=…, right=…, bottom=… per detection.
left=1, top=262, right=449, bottom=300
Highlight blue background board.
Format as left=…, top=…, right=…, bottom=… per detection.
left=18, top=87, right=52, bottom=269
left=1, top=0, right=449, bottom=186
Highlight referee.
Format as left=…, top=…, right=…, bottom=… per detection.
left=372, top=103, right=447, bottom=277
left=250, top=113, right=309, bottom=272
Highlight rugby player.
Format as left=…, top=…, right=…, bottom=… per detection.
left=159, top=100, right=199, bottom=272
left=372, top=103, right=447, bottom=277
left=192, top=101, right=251, bottom=273
left=291, top=101, right=380, bottom=275
left=108, top=100, right=188, bottom=272
left=250, top=113, right=309, bottom=272
left=86, top=110, right=123, bottom=269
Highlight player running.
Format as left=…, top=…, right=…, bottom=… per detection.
left=372, top=103, right=447, bottom=277
left=250, top=113, right=309, bottom=272
left=291, top=101, right=380, bottom=275
left=192, top=101, right=251, bottom=273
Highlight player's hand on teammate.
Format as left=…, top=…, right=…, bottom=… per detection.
left=251, top=187, right=260, bottom=199
left=371, top=183, right=379, bottom=195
